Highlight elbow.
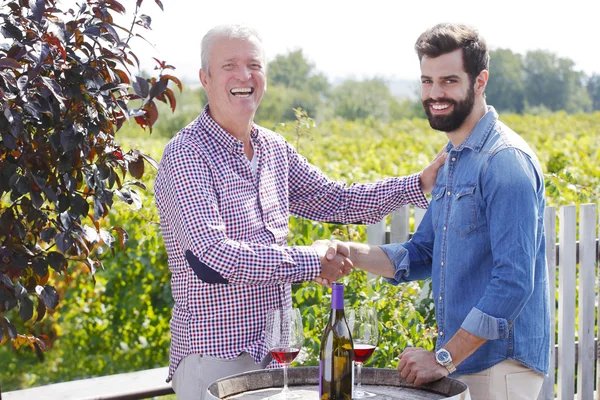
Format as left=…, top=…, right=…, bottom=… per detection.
left=185, top=250, right=229, bottom=284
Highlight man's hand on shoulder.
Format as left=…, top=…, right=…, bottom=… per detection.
left=420, top=150, right=448, bottom=194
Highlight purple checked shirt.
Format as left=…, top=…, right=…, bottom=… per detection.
left=154, top=106, right=427, bottom=381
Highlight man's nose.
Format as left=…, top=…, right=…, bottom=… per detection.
left=235, top=66, right=251, bottom=81
left=429, top=82, right=444, bottom=99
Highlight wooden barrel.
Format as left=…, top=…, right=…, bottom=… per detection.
left=207, top=367, right=469, bottom=399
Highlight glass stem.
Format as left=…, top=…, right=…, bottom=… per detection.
left=356, top=362, right=363, bottom=392
left=282, top=364, right=290, bottom=392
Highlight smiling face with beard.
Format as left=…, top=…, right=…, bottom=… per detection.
left=420, top=49, right=479, bottom=134
left=423, top=84, right=475, bottom=132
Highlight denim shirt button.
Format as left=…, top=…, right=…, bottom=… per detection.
left=443, top=226, right=447, bottom=231
left=451, top=157, right=456, bottom=162
left=440, top=331, right=444, bottom=336
left=441, top=261, right=444, bottom=266
left=439, top=296, right=443, bottom=301
left=447, top=191, right=451, bottom=196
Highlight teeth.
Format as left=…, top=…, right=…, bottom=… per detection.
left=432, top=104, right=450, bottom=110
left=231, top=88, right=252, bottom=93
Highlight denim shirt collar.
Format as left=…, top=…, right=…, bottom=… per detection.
left=444, top=106, right=498, bottom=153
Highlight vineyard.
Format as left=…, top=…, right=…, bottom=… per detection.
left=1, top=111, right=599, bottom=391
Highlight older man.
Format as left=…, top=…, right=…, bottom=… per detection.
left=154, top=24, right=445, bottom=399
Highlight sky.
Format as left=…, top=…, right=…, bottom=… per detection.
left=127, top=0, right=599, bottom=84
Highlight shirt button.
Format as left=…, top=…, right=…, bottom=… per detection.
left=440, top=331, right=444, bottom=336
left=439, top=296, right=443, bottom=301
left=447, top=191, right=451, bottom=196
left=443, top=226, right=447, bottom=231
left=441, top=261, right=444, bottom=266
left=451, top=157, right=456, bottom=162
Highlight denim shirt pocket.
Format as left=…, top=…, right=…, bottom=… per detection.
left=429, top=185, right=445, bottom=230
left=449, top=183, right=478, bottom=237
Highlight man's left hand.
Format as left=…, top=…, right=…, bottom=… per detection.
left=420, top=150, right=448, bottom=194
left=397, top=347, right=448, bottom=386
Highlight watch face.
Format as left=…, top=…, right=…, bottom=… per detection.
left=437, top=349, right=450, bottom=363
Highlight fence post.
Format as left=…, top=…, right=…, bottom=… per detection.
left=578, top=204, right=597, bottom=400
left=539, top=206, right=557, bottom=400
left=390, top=205, right=410, bottom=244
left=558, top=205, right=577, bottom=400
left=414, top=207, right=426, bottom=231
left=596, top=208, right=600, bottom=400
left=366, top=219, right=387, bottom=288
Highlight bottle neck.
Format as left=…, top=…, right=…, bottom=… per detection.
left=332, top=284, right=344, bottom=310
left=330, top=309, right=346, bottom=322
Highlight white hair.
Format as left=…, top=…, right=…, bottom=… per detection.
left=201, top=24, right=265, bottom=73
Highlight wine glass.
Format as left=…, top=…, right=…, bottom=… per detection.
left=265, top=308, right=304, bottom=399
left=348, top=306, right=379, bottom=398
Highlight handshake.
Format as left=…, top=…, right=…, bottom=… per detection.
left=311, top=240, right=353, bottom=287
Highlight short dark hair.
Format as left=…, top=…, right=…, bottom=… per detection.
left=415, top=23, right=489, bottom=85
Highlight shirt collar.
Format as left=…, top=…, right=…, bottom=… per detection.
left=198, top=104, right=260, bottom=154
left=445, top=106, right=498, bottom=153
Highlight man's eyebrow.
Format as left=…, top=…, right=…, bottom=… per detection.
left=420, top=74, right=462, bottom=80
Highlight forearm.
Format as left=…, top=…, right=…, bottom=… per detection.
left=196, top=239, right=321, bottom=285
left=443, top=328, right=487, bottom=367
left=348, top=243, right=396, bottom=278
left=291, top=173, right=426, bottom=224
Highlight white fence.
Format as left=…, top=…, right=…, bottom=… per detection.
left=367, top=203, right=600, bottom=400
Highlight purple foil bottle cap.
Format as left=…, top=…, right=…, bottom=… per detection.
left=332, top=282, right=344, bottom=309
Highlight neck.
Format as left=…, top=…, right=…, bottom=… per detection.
left=208, top=107, right=254, bottom=159
left=446, top=100, right=488, bottom=147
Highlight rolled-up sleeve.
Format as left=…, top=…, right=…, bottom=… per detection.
left=378, top=207, right=436, bottom=284
left=461, top=307, right=509, bottom=340
left=380, top=244, right=411, bottom=285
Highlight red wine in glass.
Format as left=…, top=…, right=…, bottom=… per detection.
left=348, top=306, right=379, bottom=398
left=353, top=343, right=376, bottom=364
left=265, top=308, right=304, bottom=399
left=270, top=347, right=300, bottom=365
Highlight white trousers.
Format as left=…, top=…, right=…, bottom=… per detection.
left=454, top=360, right=544, bottom=400
left=171, top=353, right=262, bottom=400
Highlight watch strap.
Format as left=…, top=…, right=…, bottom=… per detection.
left=444, top=360, right=456, bottom=374
left=435, top=348, right=456, bottom=374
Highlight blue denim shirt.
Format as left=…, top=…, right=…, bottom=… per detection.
left=381, top=107, right=550, bottom=376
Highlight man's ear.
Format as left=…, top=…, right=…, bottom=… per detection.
left=200, top=68, right=209, bottom=89
left=475, top=70, right=489, bottom=95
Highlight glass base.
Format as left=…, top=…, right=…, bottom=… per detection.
left=353, top=389, right=377, bottom=398
left=269, top=388, right=302, bottom=400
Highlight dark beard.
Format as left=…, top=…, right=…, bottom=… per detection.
left=423, top=86, right=475, bottom=132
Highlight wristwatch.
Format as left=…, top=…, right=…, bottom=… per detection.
left=435, top=348, right=456, bottom=374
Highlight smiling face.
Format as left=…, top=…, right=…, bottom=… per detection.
left=200, top=35, right=266, bottom=128
left=420, top=48, right=475, bottom=133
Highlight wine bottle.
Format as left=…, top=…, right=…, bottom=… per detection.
left=319, top=282, right=354, bottom=399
